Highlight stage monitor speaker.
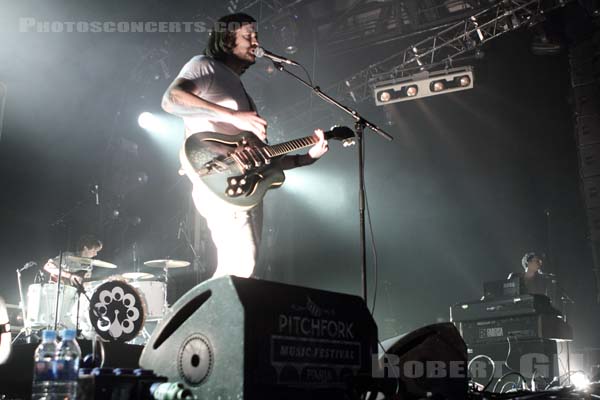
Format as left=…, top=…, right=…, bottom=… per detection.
left=376, top=323, right=468, bottom=400
left=139, top=276, right=378, bottom=400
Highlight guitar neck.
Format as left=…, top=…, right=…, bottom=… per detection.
left=264, top=135, right=318, bottom=158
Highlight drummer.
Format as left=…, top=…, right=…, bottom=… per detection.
left=43, top=235, right=103, bottom=286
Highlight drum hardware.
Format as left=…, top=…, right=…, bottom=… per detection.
left=13, top=263, right=31, bottom=343
left=143, top=260, right=191, bottom=317
left=72, top=279, right=98, bottom=337
left=122, top=272, right=154, bottom=281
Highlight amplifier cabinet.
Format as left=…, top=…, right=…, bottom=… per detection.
left=456, top=314, right=573, bottom=344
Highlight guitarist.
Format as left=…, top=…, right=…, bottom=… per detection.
left=161, top=13, right=329, bottom=279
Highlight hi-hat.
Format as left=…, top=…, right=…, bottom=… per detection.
left=122, top=272, right=154, bottom=280
left=144, top=259, right=190, bottom=269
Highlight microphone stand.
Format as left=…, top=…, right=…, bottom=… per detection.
left=271, top=61, right=393, bottom=302
left=179, top=218, right=204, bottom=282
left=13, top=267, right=29, bottom=343
left=71, top=280, right=95, bottom=336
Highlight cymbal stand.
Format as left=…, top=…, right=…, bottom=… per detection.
left=53, top=252, right=64, bottom=331
left=71, top=280, right=101, bottom=339
left=162, top=266, right=169, bottom=314
left=12, top=269, right=29, bottom=343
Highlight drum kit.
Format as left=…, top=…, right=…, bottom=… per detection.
left=21, top=257, right=190, bottom=343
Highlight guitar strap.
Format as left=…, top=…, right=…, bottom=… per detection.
left=241, top=85, right=256, bottom=113
left=241, top=85, right=268, bottom=144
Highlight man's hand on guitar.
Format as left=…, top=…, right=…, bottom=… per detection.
left=308, top=129, right=329, bottom=159
left=228, top=110, right=268, bottom=142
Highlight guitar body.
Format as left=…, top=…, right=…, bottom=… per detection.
left=184, top=131, right=285, bottom=211
left=182, top=126, right=354, bottom=211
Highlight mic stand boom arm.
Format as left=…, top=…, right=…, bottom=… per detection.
left=272, top=62, right=394, bottom=302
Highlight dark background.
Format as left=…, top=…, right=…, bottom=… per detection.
left=0, top=0, right=598, bottom=350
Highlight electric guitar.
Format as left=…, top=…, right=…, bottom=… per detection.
left=183, top=126, right=355, bottom=210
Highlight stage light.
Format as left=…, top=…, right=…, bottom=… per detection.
left=378, top=91, right=392, bottom=103
left=571, top=371, right=590, bottom=390
left=138, top=112, right=156, bottom=129
left=406, top=85, right=418, bottom=97
left=374, top=67, right=474, bottom=106
left=431, top=81, right=446, bottom=92
left=0, top=297, right=11, bottom=365
left=135, top=172, right=149, bottom=185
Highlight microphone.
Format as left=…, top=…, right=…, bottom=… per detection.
left=253, top=47, right=299, bottom=66
left=19, top=261, right=38, bottom=272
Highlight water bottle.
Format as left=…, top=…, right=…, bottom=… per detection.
left=53, top=329, right=81, bottom=400
left=32, top=330, right=58, bottom=400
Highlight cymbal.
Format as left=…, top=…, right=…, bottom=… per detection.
left=122, top=272, right=154, bottom=280
left=65, top=256, right=117, bottom=269
left=144, top=259, right=190, bottom=269
left=91, top=259, right=117, bottom=269
left=65, top=255, right=92, bottom=265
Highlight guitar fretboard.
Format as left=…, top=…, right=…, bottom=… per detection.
left=264, top=136, right=318, bottom=158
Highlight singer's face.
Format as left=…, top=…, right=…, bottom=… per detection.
left=81, top=245, right=102, bottom=258
left=232, top=23, right=259, bottom=65
left=527, top=256, right=542, bottom=272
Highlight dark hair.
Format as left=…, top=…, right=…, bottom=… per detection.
left=204, top=13, right=256, bottom=61
left=77, top=234, right=102, bottom=252
left=521, top=252, right=538, bottom=270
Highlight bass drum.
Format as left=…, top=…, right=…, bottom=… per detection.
left=87, top=280, right=146, bottom=343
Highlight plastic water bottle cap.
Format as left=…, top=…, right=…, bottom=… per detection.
left=61, top=329, right=76, bottom=341
left=42, top=330, right=57, bottom=341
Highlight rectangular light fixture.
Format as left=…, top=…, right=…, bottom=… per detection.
left=373, top=67, right=474, bottom=106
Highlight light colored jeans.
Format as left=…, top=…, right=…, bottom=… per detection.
left=192, top=186, right=262, bottom=278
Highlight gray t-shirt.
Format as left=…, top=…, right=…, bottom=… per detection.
left=176, top=55, right=255, bottom=137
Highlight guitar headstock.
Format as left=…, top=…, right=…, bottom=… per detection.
left=325, top=126, right=355, bottom=147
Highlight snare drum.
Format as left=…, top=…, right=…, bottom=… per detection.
left=129, top=281, right=166, bottom=320
left=26, top=283, right=77, bottom=329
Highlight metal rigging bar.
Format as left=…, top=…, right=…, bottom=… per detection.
left=334, top=0, right=572, bottom=104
